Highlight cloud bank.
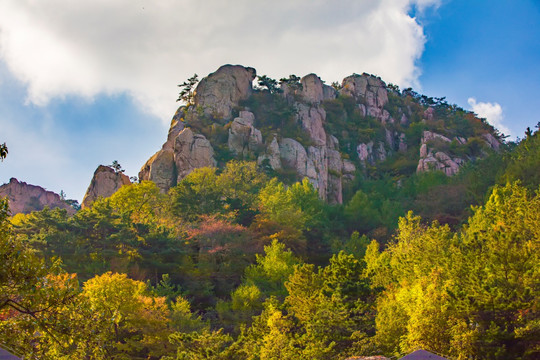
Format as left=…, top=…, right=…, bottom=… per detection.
left=0, top=0, right=437, bottom=121
left=467, top=97, right=511, bottom=137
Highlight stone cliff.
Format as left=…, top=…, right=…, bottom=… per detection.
left=0, top=178, right=76, bottom=215
left=140, top=65, right=501, bottom=203
left=81, top=165, right=131, bottom=208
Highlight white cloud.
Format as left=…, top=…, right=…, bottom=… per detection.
left=0, top=0, right=438, bottom=122
left=468, top=97, right=511, bottom=137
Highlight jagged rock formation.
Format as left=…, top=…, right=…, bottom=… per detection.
left=417, top=131, right=464, bottom=176
left=140, top=126, right=216, bottom=192
left=228, top=111, right=263, bottom=156
left=140, top=64, right=501, bottom=203
left=340, top=73, right=391, bottom=123
left=174, top=128, right=217, bottom=181
left=194, top=65, right=256, bottom=119
left=0, top=178, right=76, bottom=215
left=81, top=165, right=131, bottom=208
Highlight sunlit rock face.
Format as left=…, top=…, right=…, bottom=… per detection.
left=194, top=64, right=256, bottom=120
left=82, top=165, right=131, bottom=208
left=174, top=128, right=216, bottom=183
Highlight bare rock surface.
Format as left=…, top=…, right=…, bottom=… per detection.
left=340, top=73, right=388, bottom=122
left=175, top=128, right=216, bottom=182
left=228, top=111, right=263, bottom=156
left=194, top=64, right=256, bottom=120
left=163, top=109, right=186, bottom=151
left=82, top=166, right=131, bottom=208
left=139, top=149, right=176, bottom=192
left=483, top=133, right=501, bottom=150
left=297, top=104, right=327, bottom=146
left=258, top=136, right=282, bottom=170
left=0, top=178, right=76, bottom=215
left=280, top=138, right=309, bottom=177
left=417, top=131, right=464, bottom=176
left=300, top=73, right=336, bottom=103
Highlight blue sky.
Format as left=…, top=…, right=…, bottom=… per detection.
left=0, top=0, right=539, bottom=202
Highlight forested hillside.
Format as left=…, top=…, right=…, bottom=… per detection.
left=1, top=67, right=539, bottom=359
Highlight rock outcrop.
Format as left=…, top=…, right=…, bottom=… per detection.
left=228, top=111, right=263, bottom=156
left=139, top=149, right=176, bottom=191
left=300, top=73, right=336, bottom=103
left=340, top=73, right=391, bottom=123
left=81, top=165, right=131, bottom=208
left=297, top=104, right=327, bottom=146
left=194, top=64, right=256, bottom=120
left=357, top=141, right=388, bottom=165
left=174, top=128, right=217, bottom=182
left=257, top=136, right=282, bottom=170
left=416, top=131, right=465, bottom=176
left=0, top=178, right=76, bottom=215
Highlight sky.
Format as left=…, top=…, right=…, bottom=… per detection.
left=0, top=0, right=539, bottom=202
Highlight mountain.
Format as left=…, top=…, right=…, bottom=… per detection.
left=0, top=178, right=76, bottom=215
left=139, top=64, right=501, bottom=204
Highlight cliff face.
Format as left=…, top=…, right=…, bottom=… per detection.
left=0, top=178, right=76, bottom=215
left=140, top=64, right=501, bottom=203
left=81, top=165, right=131, bottom=208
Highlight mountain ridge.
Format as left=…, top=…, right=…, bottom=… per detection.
left=137, top=64, right=501, bottom=204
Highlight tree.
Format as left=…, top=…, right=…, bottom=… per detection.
left=216, top=161, right=267, bottom=225
left=80, top=272, right=173, bottom=359
left=109, top=180, right=166, bottom=225
left=0, top=198, right=80, bottom=358
left=177, top=74, right=199, bottom=104
left=257, top=75, right=282, bottom=94
left=164, top=329, right=233, bottom=360
left=280, top=75, right=303, bottom=93
left=366, top=184, right=540, bottom=359
left=170, top=167, right=222, bottom=221
left=0, top=142, right=7, bottom=161
left=110, top=160, right=125, bottom=173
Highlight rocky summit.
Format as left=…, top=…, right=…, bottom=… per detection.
left=0, top=178, right=76, bottom=215
left=81, top=165, right=131, bottom=208
left=140, top=64, right=501, bottom=204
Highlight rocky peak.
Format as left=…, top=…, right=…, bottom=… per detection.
left=300, top=73, right=336, bottom=104
left=140, top=64, right=501, bottom=204
left=340, top=73, right=388, bottom=109
left=81, top=165, right=131, bottom=208
left=0, top=178, right=76, bottom=215
left=194, top=64, right=256, bottom=120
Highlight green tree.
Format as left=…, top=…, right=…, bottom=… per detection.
left=0, top=142, right=7, bottom=161
left=217, top=239, right=301, bottom=332
left=280, top=75, right=303, bottom=93
left=164, top=329, right=233, bottom=360
left=216, top=161, right=267, bottom=224
left=80, top=272, right=173, bottom=359
left=500, top=125, right=540, bottom=190
left=366, top=184, right=540, bottom=359
left=177, top=74, right=199, bottom=104
left=170, top=167, right=222, bottom=221
left=0, top=198, right=80, bottom=359
left=110, top=160, right=125, bottom=173
left=257, top=75, right=281, bottom=94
